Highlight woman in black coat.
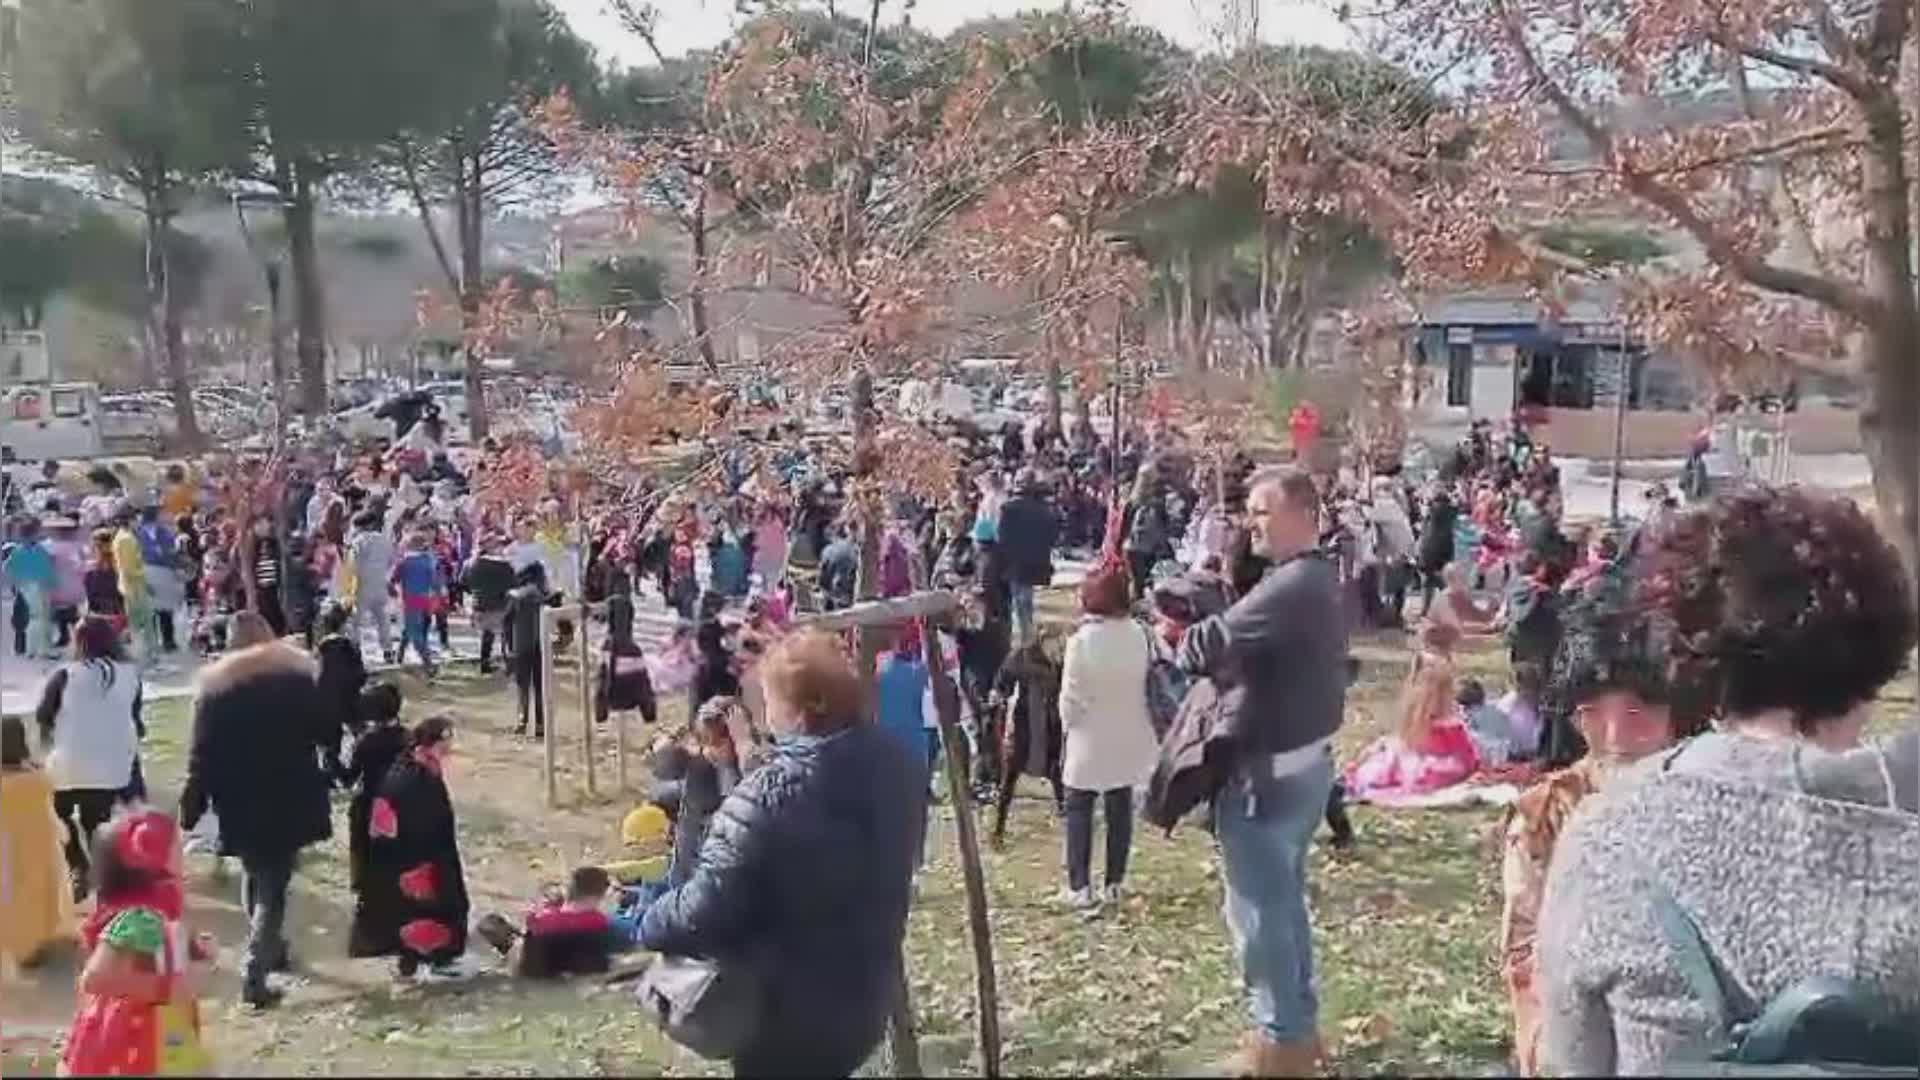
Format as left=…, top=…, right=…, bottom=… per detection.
left=640, top=630, right=920, bottom=1078
left=1416, top=484, right=1459, bottom=616
left=313, top=602, right=368, bottom=782
left=988, top=636, right=1065, bottom=845
left=348, top=716, right=471, bottom=980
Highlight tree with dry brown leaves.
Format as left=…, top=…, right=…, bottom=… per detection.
left=1327, top=0, right=1916, bottom=576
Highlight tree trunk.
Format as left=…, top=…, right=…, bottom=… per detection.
left=1257, top=223, right=1273, bottom=369
left=1044, top=332, right=1063, bottom=436
left=1178, top=250, right=1198, bottom=372
left=1161, top=276, right=1180, bottom=360
left=1859, top=320, right=1918, bottom=590
left=285, top=161, right=329, bottom=421
left=849, top=365, right=882, bottom=684
left=143, top=191, right=201, bottom=451
left=1855, top=95, right=1919, bottom=594
left=163, top=256, right=198, bottom=451
left=458, top=149, right=490, bottom=441
left=1199, top=289, right=1217, bottom=372
left=690, top=177, right=720, bottom=374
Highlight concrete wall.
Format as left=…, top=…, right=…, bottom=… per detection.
left=1538, top=405, right=1864, bottom=458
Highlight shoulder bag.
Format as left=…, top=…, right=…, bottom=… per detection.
left=634, top=954, right=764, bottom=1061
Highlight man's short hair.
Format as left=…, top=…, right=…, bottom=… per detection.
left=1246, top=465, right=1318, bottom=512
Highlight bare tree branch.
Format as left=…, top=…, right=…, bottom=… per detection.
left=1713, top=35, right=1878, bottom=101
left=1494, top=0, right=1881, bottom=320
left=395, top=137, right=462, bottom=296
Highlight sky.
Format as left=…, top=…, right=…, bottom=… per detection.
left=551, top=0, right=1355, bottom=69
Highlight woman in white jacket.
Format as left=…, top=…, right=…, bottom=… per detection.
left=1056, top=565, right=1158, bottom=911
left=35, top=615, right=142, bottom=897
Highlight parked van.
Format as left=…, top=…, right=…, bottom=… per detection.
left=0, top=382, right=106, bottom=461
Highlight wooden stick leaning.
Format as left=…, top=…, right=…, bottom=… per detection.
left=921, top=619, right=1003, bottom=1078
left=541, top=605, right=558, bottom=808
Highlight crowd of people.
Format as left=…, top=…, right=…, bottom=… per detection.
left=1, top=396, right=1915, bottom=1079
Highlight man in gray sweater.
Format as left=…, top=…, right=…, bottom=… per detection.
left=1181, top=465, right=1347, bottom=1076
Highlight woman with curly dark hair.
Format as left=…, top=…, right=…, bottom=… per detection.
left=1538, top=486, right=1919, bottom=1075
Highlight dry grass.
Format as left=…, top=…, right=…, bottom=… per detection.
left=3, top=602, right=1912, bottom=1077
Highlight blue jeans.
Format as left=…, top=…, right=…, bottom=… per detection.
left=1009, top=583, right=1036, bottom=642
left=401, top=607, right=434, bottom=666
left=1213, top=751, right=1336, bottom=1042
left=240, top=849, right=296, bottom=994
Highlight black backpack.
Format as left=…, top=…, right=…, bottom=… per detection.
left=1647, top=875, right=1916, bottom=1077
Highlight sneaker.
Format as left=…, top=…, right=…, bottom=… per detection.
left=1056, top=886, right=1101, bottom=913
left=1101, top=882, right=1126, bottom=905
left=421, top=959, right=475, bottom=983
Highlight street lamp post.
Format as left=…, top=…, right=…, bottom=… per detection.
left=234, top=193, right=296, bottom=628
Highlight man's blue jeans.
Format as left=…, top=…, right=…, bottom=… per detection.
left=1009, top=583, right=1036, bottom=642
left=1213, top=751, right=1335, bottom=1042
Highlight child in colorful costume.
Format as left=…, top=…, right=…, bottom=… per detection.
left=61, top=809, right=215, bottom=1077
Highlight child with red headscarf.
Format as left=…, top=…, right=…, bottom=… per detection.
left=62, top=808, right=216, bottom=1077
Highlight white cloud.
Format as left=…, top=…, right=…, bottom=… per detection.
left=554, top=0, right=1355, bottom=70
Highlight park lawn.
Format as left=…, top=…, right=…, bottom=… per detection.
left=7, top=621, right=1911, bottom=1078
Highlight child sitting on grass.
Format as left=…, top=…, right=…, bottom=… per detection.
left=478, top=860, right=668, bottom=980
left=502, top=866, right=620, bottom=978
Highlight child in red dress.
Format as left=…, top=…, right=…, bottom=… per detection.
left=61, top=809, right=216, bottom=1077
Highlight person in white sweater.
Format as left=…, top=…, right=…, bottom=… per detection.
left=1055, top=564, right=1158, bottom=912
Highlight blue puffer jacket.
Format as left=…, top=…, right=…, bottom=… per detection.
left=639, top=722, right=923, bottom=1076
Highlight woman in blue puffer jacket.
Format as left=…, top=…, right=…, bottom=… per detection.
left=640, top=628, right=923, bottom=1078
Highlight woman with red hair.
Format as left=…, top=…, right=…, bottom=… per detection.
left=1055, top=562, right=1157, bottom=912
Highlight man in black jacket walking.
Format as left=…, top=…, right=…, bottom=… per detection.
left=995, top=470, right=1058, bottom=643
left=179, top=612, right=332, bottom=1010
left=1178, top=466, right=1345, bottom=1076
left=463, top=533, right=516, bottom=674
left=504, top=563, right=551, bottom=737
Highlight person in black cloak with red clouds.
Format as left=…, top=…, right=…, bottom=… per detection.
left=348, top=715, right=472, bottom=982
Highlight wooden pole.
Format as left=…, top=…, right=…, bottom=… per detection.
left=577, top=505, right=595, bottom=798
left=615, top=688, right=630, bottom=793
left=1608, top=318, right=1630, bottom=526
left=541, top=605, right=557, bottom=807
left=846, top=363, right=920, bottom=1078
left=921, top=620, right=1002, bottom=1078
left=796, top=591, right=961, bottom=632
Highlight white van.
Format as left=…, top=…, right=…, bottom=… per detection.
left=896, top=378, right=974, bottom=423
left=0, top=383, right=106, bottom=461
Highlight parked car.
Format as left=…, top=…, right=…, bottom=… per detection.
left=98, top=394, right=172, bottom=446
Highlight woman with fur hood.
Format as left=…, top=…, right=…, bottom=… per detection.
left=177, top=612, right=332, bottom=1010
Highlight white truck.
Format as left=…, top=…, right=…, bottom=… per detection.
left=0, top=382, right=107, bottom=462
